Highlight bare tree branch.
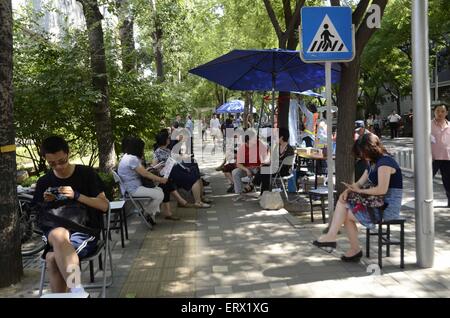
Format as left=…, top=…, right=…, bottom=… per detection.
left=263, top=0, right=283, bottom=41
left=355, top=0, right=388, bottom=58
left=352, top=0, right=370, bottom=28
left=285, top=0, right=305, bottom=47
left=282, top=0, right=292, bottom=30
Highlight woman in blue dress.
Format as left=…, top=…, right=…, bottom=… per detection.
left=313, top=133, right=403, bottom=262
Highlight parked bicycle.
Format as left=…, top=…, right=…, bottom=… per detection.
left=17, top=186, right=45, bottom=256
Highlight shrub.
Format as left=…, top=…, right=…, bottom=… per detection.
left=20, top=174, right=41, bottom=187
left=98, top=172, right=117, bottom=201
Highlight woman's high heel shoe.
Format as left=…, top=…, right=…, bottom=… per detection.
left=341, top=250, right=363, bottom=262
left=312, top=240, right=337, bottom=249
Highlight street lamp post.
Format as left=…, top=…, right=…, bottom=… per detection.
left=412, top=0, right=434, bottom=268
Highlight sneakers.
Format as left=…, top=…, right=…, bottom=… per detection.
left=241, top=176, right=252, bottom=183
left=232, top=195, right=246, bottom=202
left=226, top=185, right=234, bottom=193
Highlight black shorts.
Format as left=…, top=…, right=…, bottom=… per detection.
left=43, top=228, right=97, bottom=258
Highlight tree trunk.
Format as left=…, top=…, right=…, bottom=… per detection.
left=243, top=92, right=251, bottom=129
left=0, top=0, right=23, bottom=287
left=116, top=0, right=136, bottom=73
left=277, top=92, right=290, bottom=129
left=335, top=57, right=361, bottom=194
left=396, top=90, right=401, bottom=115
left=149, top=0, right=164, bottom=82
left=78, top=0, right=116, bottom=173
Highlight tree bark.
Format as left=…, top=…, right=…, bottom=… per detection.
left=335, top=57, right=361, bottom=193
left=263, top=0, right=303, bottom=129
left=116, top=0, right=136, bottom=73
left=243, top=92, right=251, bottom=129
left=149, top=0, right=164, bottom=82
left=78, top=0, right=116, bottom=173
left=0, top=0, right=23, bottom=287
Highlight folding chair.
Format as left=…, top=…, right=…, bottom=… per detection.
left=271, top=155, right=299, bottom=203
left=111, top=170, right=154, bottom=229
left=39, top=203, right=114, bottom=298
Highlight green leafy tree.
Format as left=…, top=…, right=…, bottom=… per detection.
left=13, top=10, right=99, bottom=172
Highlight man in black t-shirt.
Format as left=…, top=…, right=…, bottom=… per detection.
left=33, top=136, right=109, bottom=295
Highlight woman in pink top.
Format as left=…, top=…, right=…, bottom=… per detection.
left=431, top=103, right=450, bottom=207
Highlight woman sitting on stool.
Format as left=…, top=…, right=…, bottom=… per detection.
left=313, top=133, right=403, bottom=262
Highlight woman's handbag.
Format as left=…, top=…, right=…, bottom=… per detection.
left=347, top=182, right=387, bottom=225
left=347, top=191, right=385, bottom=208
left=39, top=201, right=99, bottom=236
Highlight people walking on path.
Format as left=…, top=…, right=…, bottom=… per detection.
left=431, top=102, right=450, bottom=207
left=373, top=114, right=383, bottom=137
left=387, top=110, right=402, bottom=139
left=209, top=114, right=222, bottom=147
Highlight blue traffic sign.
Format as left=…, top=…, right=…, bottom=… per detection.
left=300, top=6, right=354, bottom=62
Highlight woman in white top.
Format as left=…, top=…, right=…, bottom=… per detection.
left=118, top=137, right=165, bottom=221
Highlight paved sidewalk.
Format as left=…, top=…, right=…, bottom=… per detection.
left=2, top=136, right=450, bottom=298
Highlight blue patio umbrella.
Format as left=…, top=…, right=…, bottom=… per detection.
left=189, top=49, right=340, bottom=124
left=216, top=100, right=245, bottom=114
left=292, top=89, right=325, bottom=98
left=189, top=49, right=340, bottom=189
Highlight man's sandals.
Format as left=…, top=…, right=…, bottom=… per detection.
left=243, top=184, right=254, bottom=193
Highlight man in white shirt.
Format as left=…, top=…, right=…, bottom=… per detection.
left=209, top=114, right=222, bottom=145
left=185, top=115, right=194, bottom=157
left=387, top=110, right=402, bottom=139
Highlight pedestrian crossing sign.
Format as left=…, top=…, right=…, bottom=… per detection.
left=300, top=6, right=354, bottom=62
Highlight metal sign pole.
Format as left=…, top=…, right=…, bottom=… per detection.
left=435, top=53, right=439, bottom=101
left=326, top=62, right=334, bottom=213
left=412, top=0, right=434, bottom=268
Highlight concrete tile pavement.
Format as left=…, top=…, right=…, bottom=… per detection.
left=2, top=136, right=450, bottom=298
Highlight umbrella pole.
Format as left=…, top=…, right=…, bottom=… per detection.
left=258, top=93, right=265, bottom=131
left=271, top=85, right=275, bottom=127
left=269, top=85, right=275, bottom=191
left=325, top=62, right=334, bottom=220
